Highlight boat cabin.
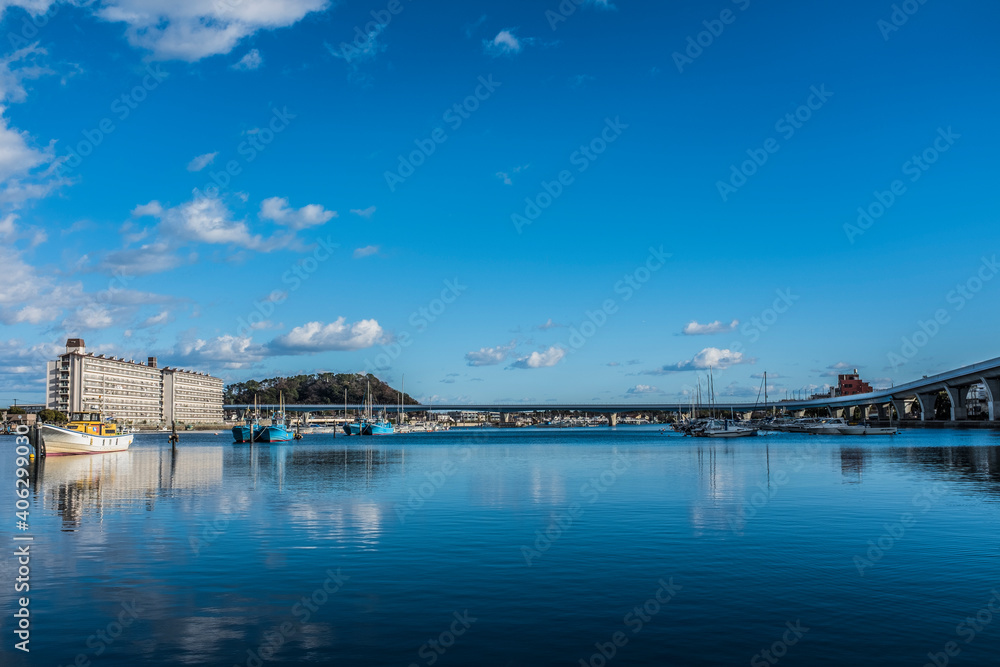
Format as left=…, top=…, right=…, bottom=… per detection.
left=65, top=413, right=119, bottom=436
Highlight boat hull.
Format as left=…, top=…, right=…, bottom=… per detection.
left=695, top=429, right=758, bottom=438
left=232, top=425, right=253, bottom=443
left=254, top=425, right=294, bottom=442
left=343, top=422, right=365, bottom=436
left=837, top=426, right=898, bottom=436
left=367, top=422, right=394, bottom=435
left=40, top=424, right=134, bottom=456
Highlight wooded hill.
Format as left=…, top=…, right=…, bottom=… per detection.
left=224, top=373, right=418, bottom=407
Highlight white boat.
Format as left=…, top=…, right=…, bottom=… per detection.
left=837, top=425, right=898, bottom=436
left=802, top=418, right=849, bottom=435
left=693, top=419, right=758, bottom=438
left=39, top=412, right=134, bottom=456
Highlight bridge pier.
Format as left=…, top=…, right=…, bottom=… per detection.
left=980, top=377, right=1000, bottom=421
left=915, top=393, right=937, bottom=421
left=944, top=386, right=969, bottom=421
left=890, top=398, right=908, bottom=422
left=609, top=413, right=618, bottom=427
left=876, top=404, right=888, bottom=421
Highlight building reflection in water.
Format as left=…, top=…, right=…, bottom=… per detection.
left=34, top=440, right=407, bottom=530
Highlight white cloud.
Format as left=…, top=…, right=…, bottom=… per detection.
left=465, top=340, right=516, bottom=367
left=682, top=319, right=739, bottom=335
left=483, top=29, right=532, bottom=57
left=325, top=22, right=386, bottom=64
left=171, top=334, right=266, bottom=370
left=651, top=347, right=747, bottom=373
left=0, top=212, right=14, bottom=238
left=353, top=245, right=379, bottom=258
left=131, top=200, right=164, bottom=217
left=820, top=362, right=859, bottom=377
left=0, top=108, right=64, bottom=205
left=0, top=337, right=63, bottom=395
left=95, top=0, right=330, bottom=61
left=510, top=345, right=565, bottom=369
left=186, top=151, right=218, bottom=172
left=627, top=384, right=659, bottom=394
left=269, top=318, right=383, bottom=353
left=61, top=303, right=116, bottom=330
left=259, top=196, right=336, bottom=230
left=536, top=318, right=564, bottom=330
left=350, top=206, right=376, bottom=218
left=138, top=310, right=172, bottom=328
left=0, top=43, right=52, bottom=105
left=100, top=241, right=185, bottom=276
left=161, top=197, right=265, bottom=248
left=232, top=48, right=262, bottom=71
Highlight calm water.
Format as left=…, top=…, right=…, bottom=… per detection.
left=2, top=427, right=1000, bottom=666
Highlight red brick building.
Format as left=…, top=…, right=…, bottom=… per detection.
left=838, top=370, right=873, bottom=396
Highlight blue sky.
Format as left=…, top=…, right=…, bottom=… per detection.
left=1, top=0, right=998, bottom=405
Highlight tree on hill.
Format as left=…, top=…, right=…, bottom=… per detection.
left=224, top=373, right=418, bottom=407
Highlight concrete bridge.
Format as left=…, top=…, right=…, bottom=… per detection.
left=225, top=356, right=1000, bottom=426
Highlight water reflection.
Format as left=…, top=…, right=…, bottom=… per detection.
left=34, top=437, right=408, bottom=530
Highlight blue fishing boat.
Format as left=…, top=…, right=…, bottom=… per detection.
left=252, top=392, right=298, bottom=443
left=342, top=380, right=395, bottom=435
left=254, top=423, right=295, bottom=442
left=232, top=402, right=260, bottom=443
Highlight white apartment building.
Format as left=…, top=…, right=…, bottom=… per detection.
left=45, top=339, right=223, bottom=424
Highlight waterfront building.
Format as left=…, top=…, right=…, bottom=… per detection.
left=45, top=339, right=223, bottom=424
left=837, top=370, right=873, bottom=396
